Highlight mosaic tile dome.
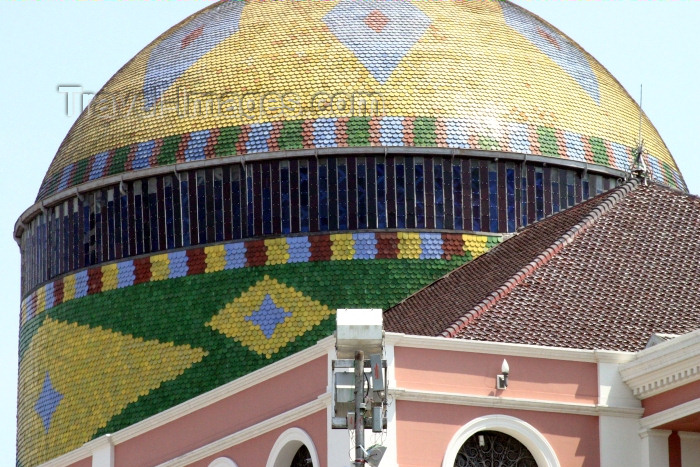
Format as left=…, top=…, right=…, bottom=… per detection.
left=38, top=0, right=684, bottom=200
left=16, top=1, right=687, bottom=466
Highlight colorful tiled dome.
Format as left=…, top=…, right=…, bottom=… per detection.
left=15, top=2, right=688, bottom=466
left=38, top=0, right=684, bottom=201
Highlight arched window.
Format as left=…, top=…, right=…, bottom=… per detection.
left=266, top=427, right=320, bottom=467
left=442, top=415, right=560, bottom=467
left=454, top=430, right=537, bottom=466
left=290, top=444, right=312, bottom=467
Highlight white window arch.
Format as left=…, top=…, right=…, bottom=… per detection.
left=208, top=457, right=238, bottom=467
left=266, top=427, right=321, bottom=467
left=442, top=414, right=560, bottom=467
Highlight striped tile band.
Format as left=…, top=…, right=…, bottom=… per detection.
left=37, top=117, right=685, bottom=200
left=20, top=231, right=502, bottom=327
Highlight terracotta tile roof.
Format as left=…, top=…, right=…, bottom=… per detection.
left=385, top=180, right=700, bottom=351
left=384, top=186, right=619, bottom=336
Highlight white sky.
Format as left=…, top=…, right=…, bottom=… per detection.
left=1, top=1, right=698, bottom=464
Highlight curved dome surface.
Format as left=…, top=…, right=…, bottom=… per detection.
left=16, top=2, right=688, bottom=466
left=38, top=0, right=684, bottom=201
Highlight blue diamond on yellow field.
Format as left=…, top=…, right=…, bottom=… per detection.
left=143, top=0, right=244, bottom=109
left=323, top=0, right=431, bottom=84
left=207, top=275, right=334, bottom=358
left=500, top=1, right=600, bottom=104
left=35, top=371, right=63, bottom=433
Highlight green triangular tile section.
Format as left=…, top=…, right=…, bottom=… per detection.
left=29, top=257, right=470, bottom=438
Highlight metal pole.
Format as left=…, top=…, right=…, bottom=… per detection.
left=354, top=350, right=364, bottom=467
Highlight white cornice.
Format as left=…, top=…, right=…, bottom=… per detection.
left=156, top=393, right=331, bottom=467
left=38, top=336, right=334, bottom=467
left=386, top=333, right=634, bottom=364
left=639, top=398, right=700, bottom=431
left=620, top=329, right=700, bottom=399
left=391, top=387, right=643, bottom=418
left=37, top=436, right=105, bottom=467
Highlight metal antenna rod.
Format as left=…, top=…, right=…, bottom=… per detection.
left=354, top=350, right=365, bottom=467
left=630, top=84, right=648, bottom=183
left=637, top=84, right=643, bottom=147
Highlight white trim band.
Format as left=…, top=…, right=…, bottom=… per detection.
left=639, top=398, right=700, bottom=431
left=391, top=387, right=643, bottom=418
left=620, top=329, right=700, bottom=399
left=386, top=333, right=634, bottom=364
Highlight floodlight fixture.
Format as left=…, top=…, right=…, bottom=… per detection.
left=336, top=309, right=383, bottom=359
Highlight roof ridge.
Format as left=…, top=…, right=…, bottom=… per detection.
left=386, top=232, right=516, bottom=317
left=440, top=178, right=641, bottom=338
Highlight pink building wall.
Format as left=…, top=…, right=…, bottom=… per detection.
left=396, top=400, right=600, bottom=467
left=115, top=356, right=327, bottom=467
left=643, top=379, right=700, bottom=417
left=66, top=346, right=615, bottom=467
left=66, top=458, right=91, bottom=467
left=189, top=411, right=327, bottom=467
left=394, top=347, right=598, bottom=404
left=393, top=347, right=600, bottom=466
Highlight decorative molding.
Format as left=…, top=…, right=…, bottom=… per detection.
left=391, top=387, right=643, bottom=418
left=639, top=398, right=700, bottom=431
left=208, top=457, right=238, bottom=467
left=441, top=414, right=560, bottom=467
left=386, top=333, right=635, bottom=364
left=265, top=427, right=321, bottom=467
left=639, top=429, right=672, bottom=440
left=37, top=437, right=100, bottom=467
left=157, top=394, right=330, bottom=467
left=620, top=329, right=700, bottom=399
left=37, top=338, right=333, bottom=467
left=38, top=433, right=114, bottom=467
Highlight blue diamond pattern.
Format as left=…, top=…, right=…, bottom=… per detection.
left=245, top=294, right=292, bottom=339
left=34, top=371, right=63, bottom=433
left=323, top=0, right=431, bottom=84
left=143, top=0, right=244, bottom=109
left=501, top=2, right=600, bottom=104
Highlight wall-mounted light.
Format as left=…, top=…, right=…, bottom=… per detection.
left=496, top=359, right=509, bottom=390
